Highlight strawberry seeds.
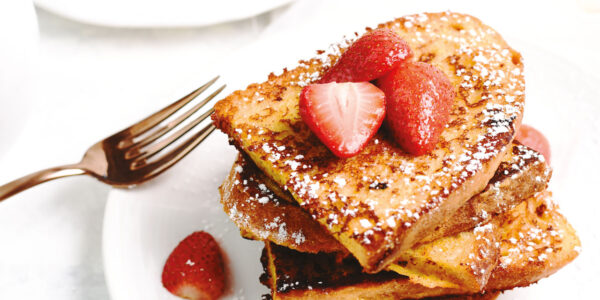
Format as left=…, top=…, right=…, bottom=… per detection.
left=301, top=28, right=454, bottom=157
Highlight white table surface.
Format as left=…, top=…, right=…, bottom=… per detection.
left=0, top=0, right=598, bottom=299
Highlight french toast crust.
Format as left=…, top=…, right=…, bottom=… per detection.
left=424, top=293, right=500, bottom=300
left=263, top=242, right=457, bottom=300
left=417, top=143, right=551, bottom=245
left=261, top=192, right=579, bottom=299
left=223, top=145, right=541, bottom=290
left=213, top=11, right=526, bottom=272
left=484, top=191, right=581, bottom=291
left=219, top=143, right=549, bottom=255
left=218, top=153, right=345, bottom=253
left=393, top=218, right=501, bottom=292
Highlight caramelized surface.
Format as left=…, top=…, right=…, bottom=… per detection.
left=418, top=143, right=551, bottom=244
left=261, top=192, right=579, bottom=299
left=487, top=190, right=581, bottom=289
left=219, top=143, right=549, bottom=255
left=390, top=219, right=499, bottom=292
left=213, top=12, right=525, bottom=272
left=219, top=153, right=343, bottom=253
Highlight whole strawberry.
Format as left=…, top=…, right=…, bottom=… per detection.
left=319, top=28, right=412, bottom=83
left=377, top=61, right=455, bottom=155
left=516, top=124, right=551, bottom=163
left=162, top=231, right=225, bottom=300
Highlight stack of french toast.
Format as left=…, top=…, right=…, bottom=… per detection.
left=212, top=12, right=580, bottom=299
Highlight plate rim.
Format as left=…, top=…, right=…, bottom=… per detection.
left=34, top=0, right=295, bottom=28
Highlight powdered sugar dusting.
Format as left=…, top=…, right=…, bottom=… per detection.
left=217, top=12, right=526, bottom=262
left=222, top=161, right=310, bottom=249
left=497, top=192, right=577, bottom=270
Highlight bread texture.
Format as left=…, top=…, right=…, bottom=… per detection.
left=260, top=191, right=579, bottom=299
left=213, top=11, right=525, bottom=272
left=219, top=143, right=550, bottom=255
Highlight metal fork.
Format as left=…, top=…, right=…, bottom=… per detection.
left=0, top=77, right=225, bottom=201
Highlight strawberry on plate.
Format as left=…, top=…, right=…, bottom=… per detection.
left=319, top=28, right=412, bottom=83
left=377, top=61, right=455, bottom=155
left=299, top=82, right=386, bottom=158
left=162, top=231, right=225, bottom=300
left=516, top=124, right=551, bottom=163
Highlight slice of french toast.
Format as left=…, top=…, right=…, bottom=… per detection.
left=213, top=12, right=525, bottom=272
left=261, top=292, right=501, bottom=300
left=417, top=142, right=551, bottom=245
left=486, top=190, right=581, bottom=290
left=219, top=143, right=549, bottom=255
left=260, top=191, right=580, bottom=299
left=388, top=219, right=500, bottom=291
left=222, top=143, right=550, bottom=290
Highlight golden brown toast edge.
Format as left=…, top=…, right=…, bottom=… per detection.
left=218, top=153, right=344, bottom=254
left=261, top=292, right=500, bottom=300
left=391, top=218, right=500, bottom=292
left=219, top=143, right=549, bottom=254
left=424, top=292, right=500, bottom=300
left=486, top=190, right=581, bottom=290
left=260, top=191, right=579, bottom=299
left=229, top=154, right=502, bottom=291
left=212, top=11, right=525, bottom=272
left=418, top=142, right=551, bottom=244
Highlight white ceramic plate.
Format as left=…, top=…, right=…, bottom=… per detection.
left=103, top=45, right=600, bottom=299
left=34, top=0, right=294, bottom=28
left=102, top=129, right=268, bottom=299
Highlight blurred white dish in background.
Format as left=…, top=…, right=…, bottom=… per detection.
left=34, top=0, right=294, bottom=28
left=577, top=0, right=600, bottom=12
left=0, top=0, right=38, bottom=159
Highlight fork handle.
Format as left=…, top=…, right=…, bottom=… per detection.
left=0, top=164, right=88, bottom=201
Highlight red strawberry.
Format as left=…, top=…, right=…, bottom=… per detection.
left=516, top=124, right=551, bottom=163
left=299, top=82, right=386, bottom=158
left=319, top=28, right=412, bottom=83
left=162, top=231, right=225, bottom=300
left=377, top=61, right=455, bottom=155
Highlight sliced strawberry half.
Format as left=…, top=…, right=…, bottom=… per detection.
left=162, top=231, right=225, bottom=300
left=377, top=61, right=455, bottom=155
left=299, top=82, right=386, bottom=158
left=319, top=28, right=412, bottom=83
